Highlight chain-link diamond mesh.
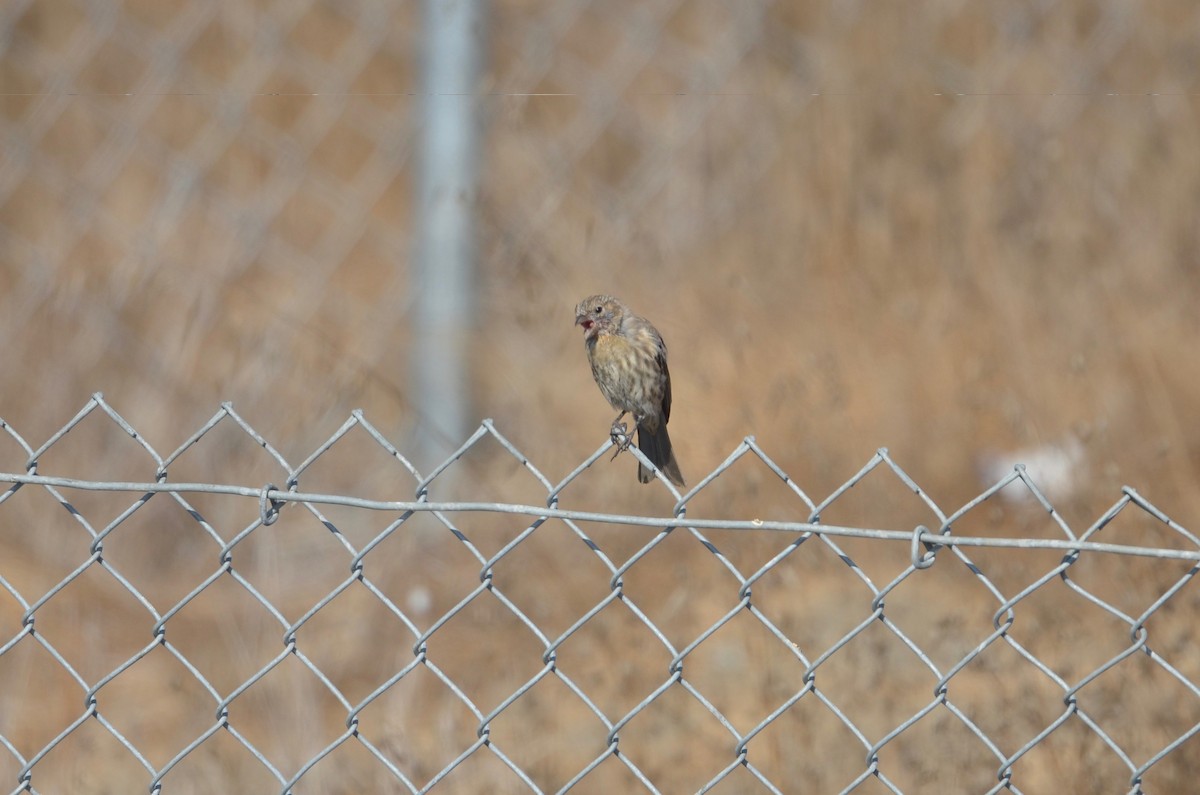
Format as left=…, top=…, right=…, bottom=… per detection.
left=4, top=2, right=1200, bottom=792
left=1, top=395, right=1198, bottom=794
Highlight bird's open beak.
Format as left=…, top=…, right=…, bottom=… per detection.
left=575, top=315, right=592, bottom=330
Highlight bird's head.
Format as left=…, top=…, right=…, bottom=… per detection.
left=574, top=295, right=623, bottom=340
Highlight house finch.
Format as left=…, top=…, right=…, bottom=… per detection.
left=574, top=294, right=685, bottom=487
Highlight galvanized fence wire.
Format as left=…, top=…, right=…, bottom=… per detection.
left=0, top=395, right=1198, bottom=794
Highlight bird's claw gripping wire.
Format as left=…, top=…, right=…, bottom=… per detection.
left=609, top=421, right=632, bottom=459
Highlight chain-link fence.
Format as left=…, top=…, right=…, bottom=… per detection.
left=1, top=395, right=1198, bottom=794
left=4, top=4, right=1200, bottom=791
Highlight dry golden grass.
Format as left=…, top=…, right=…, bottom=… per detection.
left=2, top=1, right=1200, bottom=792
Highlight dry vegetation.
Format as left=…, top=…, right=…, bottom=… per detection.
left=1, top=1, right=1199, bottom=793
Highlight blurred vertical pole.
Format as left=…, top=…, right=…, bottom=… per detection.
left=413, top=0, right=485, bottom=468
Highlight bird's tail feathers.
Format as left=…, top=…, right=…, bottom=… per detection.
left=637, top=424, right=685, bottom=487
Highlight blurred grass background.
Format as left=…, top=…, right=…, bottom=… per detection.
left=2, top=0, right=1200, bottom=792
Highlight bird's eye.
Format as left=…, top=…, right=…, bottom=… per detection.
left=594, top=306, right=602, bottom=314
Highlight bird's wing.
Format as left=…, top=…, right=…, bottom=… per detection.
left=658, top=347, right=672, bottom=424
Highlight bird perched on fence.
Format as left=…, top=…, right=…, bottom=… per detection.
left=574, top=294, right=685, bottom=487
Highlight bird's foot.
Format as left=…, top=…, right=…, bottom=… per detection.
left=609, top=421, right=632, bottom=459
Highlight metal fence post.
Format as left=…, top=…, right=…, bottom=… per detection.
left=413, top=0, right=486, bottom=468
